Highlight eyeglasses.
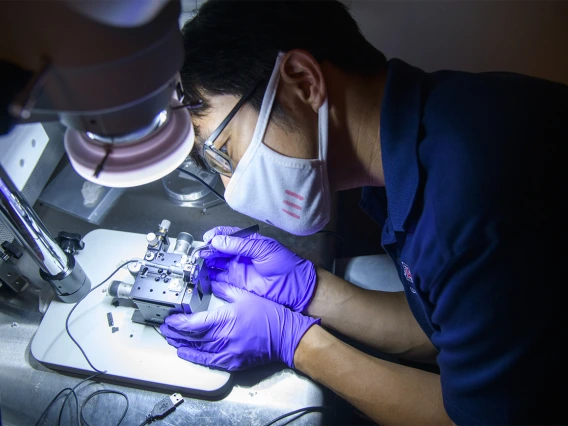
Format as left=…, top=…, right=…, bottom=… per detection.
left=202, top=81, right=261, bottom=177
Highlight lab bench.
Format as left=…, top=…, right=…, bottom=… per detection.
left=0, top=160, right=364, bottom=426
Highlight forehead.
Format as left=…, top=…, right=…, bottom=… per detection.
left=192, top=94, right=242, bottom=150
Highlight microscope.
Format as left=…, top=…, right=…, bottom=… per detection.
left=0, top=0, right=196, bottom=305
left=0, top=1, right=235, bottom=394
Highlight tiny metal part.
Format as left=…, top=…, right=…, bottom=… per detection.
left=170, top=393, right=184, bottom=406
left=107, top=312, right=114, bottom=327
left=168, top=277, right=184, bottom=292
left=112, top=327, right=119, bottom=333
left=145, top=251, right=155, bottom=261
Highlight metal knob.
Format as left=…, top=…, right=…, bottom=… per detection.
left=146, top=232, right=158, bottom=247
left=159, top=220, right=171, bottom=232
left=173, top=232, right=193, bottom=255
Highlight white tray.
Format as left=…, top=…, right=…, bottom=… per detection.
left=31, top=229, right=232, bottom=396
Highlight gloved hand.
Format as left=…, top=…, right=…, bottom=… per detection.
left=160, top=282, right=319, bottom=371
left=200, top=226, right=317, bottom=312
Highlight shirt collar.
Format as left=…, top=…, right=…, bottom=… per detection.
left=378, top=58, right=427, bottom=232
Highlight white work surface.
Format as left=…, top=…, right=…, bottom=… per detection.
left=31, top=229, right=232, bottom=396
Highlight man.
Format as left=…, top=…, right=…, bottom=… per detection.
left=159, top=1, right=567, bottom=424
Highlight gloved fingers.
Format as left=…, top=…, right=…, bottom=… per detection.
left=177, top=346, right=219, bottom=368
left=205, top=257, right=230, bottom=270
left=203, top=226, right=242, bottom=244
left=211, top=281, right=252, bottom=302
left=160, top=323, right=211, bottom=342
left=199, top=248, right=232, bottom=260
left=208, top=268, right=229, bottom=283
left=210, top=235, right=277, bottom=259
left=203, top=226, right=264, bottom=244
left=166, top=336, right=193, bottom=348
left=164, top=310, right=217, bottom=333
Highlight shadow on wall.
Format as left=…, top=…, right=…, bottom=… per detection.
left=349, top=0, right=568, bottom=85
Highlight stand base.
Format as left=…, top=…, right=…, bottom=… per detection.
left=31, top=229, right=232, bottom=396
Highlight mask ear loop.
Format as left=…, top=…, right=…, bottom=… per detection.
left=224, top=52, right=285, bottom=202
left=250, top=52, right=285, bottom=150
left=318, top=98, right=329, bottom=162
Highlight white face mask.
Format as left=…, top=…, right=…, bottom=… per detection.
left=224, top=53, right=331, bottom=236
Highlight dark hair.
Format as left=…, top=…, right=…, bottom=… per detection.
left=180, top=0, right=386, bottom=123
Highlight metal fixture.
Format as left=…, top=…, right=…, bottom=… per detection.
left=107, top=219, right=212, bottom=325
left=0, top=166, right=90, bottom=302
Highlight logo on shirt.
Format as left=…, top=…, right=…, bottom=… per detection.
left=401, top=262, right=413, bottom=283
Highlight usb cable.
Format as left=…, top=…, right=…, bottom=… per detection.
left=139, top=393, right=184, bottom=426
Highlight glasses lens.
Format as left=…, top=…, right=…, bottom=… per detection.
left=204, top=146, right=233, bottom=177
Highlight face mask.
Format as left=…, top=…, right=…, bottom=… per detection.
left=224, top=53, right=331, bottom=236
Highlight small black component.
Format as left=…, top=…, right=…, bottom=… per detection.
left=55, top=231, right=85, bottom=256
left=154, top=277, right=160, bottom=282
left=158, top=269, right=163, bottom=273
left=1, top=241, right=23, bottom=259
left=112, top=327, right=119, bottom=333
left=107, top=312, right=114, bottom=327
left=112, top=300, right=120, bottom=308
left=164, top=278, right=170, bottom=283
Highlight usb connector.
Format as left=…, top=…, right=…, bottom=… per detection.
left=139, top=393, right=184, bottom=425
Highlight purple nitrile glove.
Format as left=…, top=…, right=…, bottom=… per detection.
left=160, top=282, right=319, bottom=371
left=200, top=226, right=317, bottom=312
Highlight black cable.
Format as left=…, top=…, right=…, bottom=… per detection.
left=80, top=390, right=129, bottom=426
left=176, top=167, right=226, bottom=201
left=34, top=388, right=74, bottom=426
left=57, top=371, right=106, bottom=426
left=65, top=260, right=137, bottom=373
left=261, top=406, right=334, bottom=426
left=37, top=261, right=183, bottom=426
left=153, top=325, right=166, bottom=340
left=316, top=229, right=345, bottom=244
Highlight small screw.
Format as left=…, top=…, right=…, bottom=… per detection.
left=164, top=278, right=170, bottom=283
left=155, top=277, right=160, bottom=282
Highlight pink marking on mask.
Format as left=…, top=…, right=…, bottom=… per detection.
left=284, top=200, right=302, bottom=210
left=285, top=190, right=304, bottom=201
left=282, top=209, right=300, bottom=219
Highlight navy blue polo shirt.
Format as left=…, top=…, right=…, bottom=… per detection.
left=359, top=59, right=567, bottom=424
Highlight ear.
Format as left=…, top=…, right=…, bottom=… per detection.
left=279, top=49, right=326, bottom=113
